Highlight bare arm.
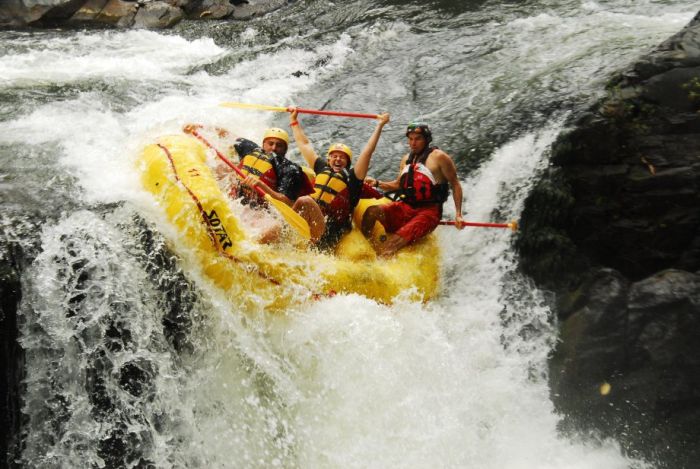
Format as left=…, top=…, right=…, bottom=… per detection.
left=366, top=153, right=408, bottom=192
left=437, top=151, right=464, bottom=227
left=354, top=113, right=390, bottom=180
left=289, top=108, right=319, bottom=168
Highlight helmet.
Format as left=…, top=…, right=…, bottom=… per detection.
left=406, top=121, right=432, bottom=143
left=262, top=127, right=289, bottom=145
left=327, top=142, right=353, bottom=162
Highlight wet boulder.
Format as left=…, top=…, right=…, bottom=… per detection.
left=0, top=0, right=85, bottom=27
left=132, top=1, right=183, bottom=28
left=0, top=0, right=293, bottom=28
left=518, top=10, right=700, bottom=468
left=518, top=11, right=700, bottom=294
left=184, top=0, right=235, bottom=20
left=68, top=0, right=139, bottom=27
left=551, top=269, right=700, bottom=467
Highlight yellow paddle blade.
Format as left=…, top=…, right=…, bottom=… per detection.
left=264, top=194, right=311, bottom=240
left=220, top=102, right=288, bottom=113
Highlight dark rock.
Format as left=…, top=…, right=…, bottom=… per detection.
left=0, top=243, right=24, bottom=468
left=132, top=1, right=183, bottom=28
left=0, top=0, right=85, bottom=27
left=0, top=210, right=44, bottom=468
left=518, top=11, right=700, bottom=468
left=519, top=12, right=700, bottom=286
left=552, top=269, right=700, bottom=468
left=69, top=0, right=138, bottom=26
left=184, top=0, right=234, bottom=20
left=627, top=269, right=699, bottom=311
left=0, top=0, right=291, bottom=28
left=230, top=0, right=288, bottom=20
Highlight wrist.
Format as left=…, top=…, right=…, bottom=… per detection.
left=290, top=121, right=298, bottom=127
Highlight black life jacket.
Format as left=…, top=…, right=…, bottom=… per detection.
left=398, top=146, right=449, bottom=206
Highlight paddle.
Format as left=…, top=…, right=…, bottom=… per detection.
left=440, top=220, right=519, bottom=231
left=220, top=101, right=379, bottom=119
left=184, top=125, right=312, bottom=240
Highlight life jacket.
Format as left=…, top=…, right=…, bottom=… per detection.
left=239, top=149, right=278, bottom=190
left=312, top=167, right=352, bottom=223
left=398, top=146, right=449, bottom=206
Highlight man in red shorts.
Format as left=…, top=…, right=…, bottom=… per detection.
left=362, top=122, right=464, bottom=256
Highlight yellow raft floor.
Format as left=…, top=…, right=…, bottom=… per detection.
left=137, top=134, right=440, bottom=312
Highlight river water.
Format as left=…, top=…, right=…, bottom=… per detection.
left=0, top=0, right=696, bottom=467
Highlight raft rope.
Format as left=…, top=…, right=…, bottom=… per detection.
left=171, top=128, right=340, bottom=302
left=156, top=142, right=281, bottom=286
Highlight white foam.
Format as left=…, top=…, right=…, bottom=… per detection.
left=0, top=29, right=225, bottom=86
left=7, top=3, right=696, bottom=466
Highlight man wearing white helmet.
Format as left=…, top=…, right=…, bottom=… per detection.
left=288, top=108, right=390, bottom=247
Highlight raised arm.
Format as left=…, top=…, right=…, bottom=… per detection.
left=289, top=108, right=319, bottom=168
left=353, top=113, right=390, bottom=180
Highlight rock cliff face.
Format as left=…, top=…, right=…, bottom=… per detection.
left=0, top=244, right=26, bottom=468
left=0, top=0, right=291, bottom=29
left=517, top=11, right=700, bottom=469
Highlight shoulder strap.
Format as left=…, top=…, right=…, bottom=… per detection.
left=409, top=146, right=435, bottom=165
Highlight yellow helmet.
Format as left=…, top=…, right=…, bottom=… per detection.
left=262, top=127, right=289, bottom=145
left=326, top=142, right=353, bottom=162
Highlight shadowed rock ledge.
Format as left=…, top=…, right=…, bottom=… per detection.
left=517, top=11, right=700, bottom=469
left=0, top=0, right=293, bottom=29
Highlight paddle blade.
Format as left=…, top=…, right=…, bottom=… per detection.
left=220, top=102, right=288, bottom=113
left=264, top=194, right=311, bottom=240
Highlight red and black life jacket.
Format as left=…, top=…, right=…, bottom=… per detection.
left=312, top=167, right=352, bottom=223
left=398, top=147, right=449, bottom=206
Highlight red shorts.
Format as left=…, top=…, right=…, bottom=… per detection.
left=379, top=202, right=441, bottom=244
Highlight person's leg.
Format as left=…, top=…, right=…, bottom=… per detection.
left=293, top=196, right=325, bottom=244
left=378, top=205, right=440, bottom=257
left=363, top=202, right=413, bottom=255
left=361, top=205, right=387, bottom=238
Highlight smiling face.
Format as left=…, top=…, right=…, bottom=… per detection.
left=262, top=137, right=287, bottom=157
left=327, top=150, right=350, bottom=172
left=407, top=132, right=428, bottom=153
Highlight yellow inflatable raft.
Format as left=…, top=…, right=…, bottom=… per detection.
left=137, top=133, right=440, bottom=311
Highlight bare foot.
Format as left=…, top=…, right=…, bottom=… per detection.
left=376, top=234, right=408, bottom=258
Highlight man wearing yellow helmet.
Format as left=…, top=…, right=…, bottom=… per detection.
left=288, top=108, right=390, bottom=247
left=233, top=126, right=315, bottom=209
left=362, top=121, right=464, bottom=256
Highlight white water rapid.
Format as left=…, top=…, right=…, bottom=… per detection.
left=1, top=1, right=697, bottom=467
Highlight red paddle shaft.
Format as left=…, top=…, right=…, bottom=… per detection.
left=440, top=220, right=518, bottom=231
left=186, top=127, right=267, bottom=199
left=293, top=107, right=379, bottom=119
